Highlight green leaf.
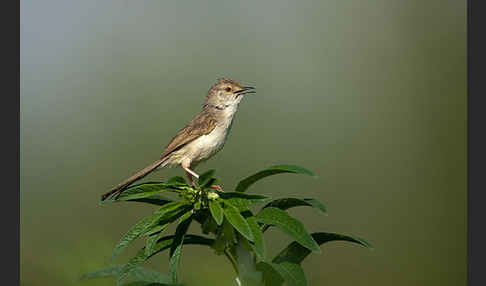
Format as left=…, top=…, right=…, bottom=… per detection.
left=127, top=194, right=173, bottom=206
left=178, top=209, right=193, bottom=223
left=121, top=282, right=169, bottom=286
left=256, top=262, right=284, bottom=286
left=142, top=223, right=168, bottom=237
left=198, top=169, right=216, bottom=187
left=201, top=212, right=219, bottom=234
left=119, top=252, right=154, bottom=284
left=112, top=217, right=155, bottom=261
left=112, top=202, right=191, bottom=260
left=81, top=265, right=171, bottom=285
left=209, top=200, right=224, bottom=225
left=235, top=165, right=315, bottom=193
left=118, top=235, right=213, bottom=284
left=273, top=232, right=372, bottom=264
left=223, top=201, right=254, bottom=242
left=80, top=266, right=123, bottom=280
left=167, top=176, right=188, bottom=186
left=202, top=178, right=218, bottom=189
left=193, top=208, right=210, bottom=224
left=145, top=224, right=169, bottom=256
left=127, top=267, right=172, bottom=285
left=145, top=235, right=161, bottom=257
left=268, top=262, right=307, bottom=286
left=212, top=218, right=236, bottom=253
left=103, top=183, right=181, bottom=204
left=246, top=215, right=266, bottom=261
left=264, top=198, right=327, bottom=214
left=256, top=207, right=320, bottom=253
left=224, top=198, right=250, bottom=211
left=220, top=192, right=270, bottom=206
left=169, top=216, right=193, bottom=284
left=216, top=199, right=265, bottom=259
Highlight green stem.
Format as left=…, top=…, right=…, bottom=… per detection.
left=224, top=248, right=240, bottom=276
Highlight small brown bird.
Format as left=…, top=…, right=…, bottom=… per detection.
left=101, top=78, right=255, bottom=201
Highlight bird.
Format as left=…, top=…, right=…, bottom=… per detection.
left=101, top=78, right=255, bottom=201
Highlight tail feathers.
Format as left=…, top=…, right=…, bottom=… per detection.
left=101, top=158, right=167, bottom=201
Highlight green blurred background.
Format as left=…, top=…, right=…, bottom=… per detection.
left=20, top=0, right=466, bottom=285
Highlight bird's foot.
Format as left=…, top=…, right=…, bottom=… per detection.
left=209, top=185, right=224, bottom=192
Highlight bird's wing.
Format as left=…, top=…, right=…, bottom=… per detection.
left=160, top=111, right=217, bottom=159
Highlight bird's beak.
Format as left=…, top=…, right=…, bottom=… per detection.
left=235, top=86, right=256, bottom=95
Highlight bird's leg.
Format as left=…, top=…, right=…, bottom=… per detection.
left=182, top=162, right=222, bottom=192
left=182, top=162, right=200, bottom=188
left=183, top=166, right=199, bottom=179
left=185, top=171, right=196, bottom=187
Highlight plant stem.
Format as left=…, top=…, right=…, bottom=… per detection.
left=224, top=248, right=239, bottom=276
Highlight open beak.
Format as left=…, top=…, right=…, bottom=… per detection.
left=235, top=86, right=256, bottom=95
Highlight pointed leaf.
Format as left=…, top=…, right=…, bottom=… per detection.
left=273, top=232, right=372, bottom=264
left=198, top=169, right=216, bottom=187
left=264, top=198, right=326, bottom=214
left=103, top=183, right=182, bottom=204
left=236, top=165, right=315, bottom=193
left=81, top=265, right=171, bottom=285
left=220, top=192, right=270, bottom=206
left=118, top=235, right=213, bottom=283
left=121, top=282, right=169, bottom=286
left=112, top=202, right=191, bottom=260
left=220, top=203, right=266, bottom=260
left=145, top=224, right=169, bottom=256
left=178, top=209, right=193, bottom=223
left=212, top=218, right=236, bottom=253
left=256, top=207, right=320, bottom=253
left=202, top=178, right=218, bottom=189
left=193, top=208, right=210, bottom=224
left=224, top=198, right=250, bottom=211
left=127, top=194, right=173, bottom=206
left=142, top=223, right=168, bottom=237
left=201, top=212, right=219, bottom=234
left=209, top=200, right=224, bottom=225
left=169, top=216, right=193, bottom=284
left=80, top=266, right=123, bottom=280
left=128, top=267, right=172, bottom=285
left=223, top=202, right=254, bottom=242
left=256, top=262, right=284, bottom=286
left=167, top=176, right=188, bottom=186
left=246, top=215, right=266, bottom=261
left=268, top=262, right=307, bottom=286
left=145, top=235, right=161, bottom=257
left=112, top=216, right=156, bottom=261
left=119, top=251, right=154, bottom=284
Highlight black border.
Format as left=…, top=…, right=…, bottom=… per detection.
left=467, top=0, right=484, bottom=285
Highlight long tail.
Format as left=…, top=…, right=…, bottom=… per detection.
left=101, top=158, right=167, bottom=201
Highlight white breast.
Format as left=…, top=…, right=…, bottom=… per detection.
left=190, top=124, right=229, bottom=162
left=170, top=104, right=239, bottom=166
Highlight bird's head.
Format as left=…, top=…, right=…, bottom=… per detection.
left=204, top=78, right=255, bottom=110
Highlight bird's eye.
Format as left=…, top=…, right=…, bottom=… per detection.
left=225, top=87, right=232, bottom=92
